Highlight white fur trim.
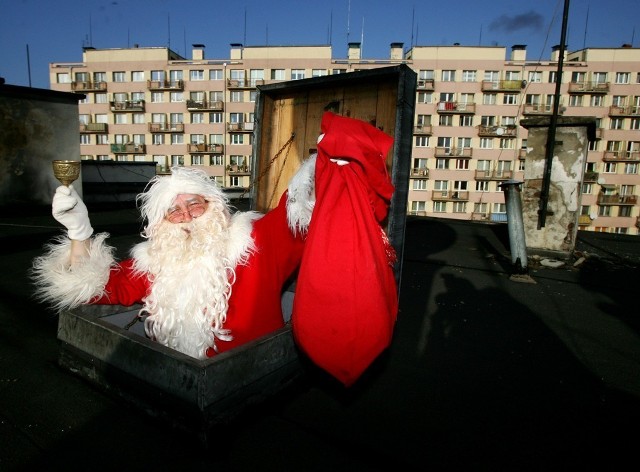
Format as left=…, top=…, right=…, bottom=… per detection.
left=31, top=233, right=115, bottom=312
left=287, top=154, right=316, bottom=235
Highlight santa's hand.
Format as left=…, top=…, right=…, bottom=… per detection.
left=52, top=185, right=94, bottom=240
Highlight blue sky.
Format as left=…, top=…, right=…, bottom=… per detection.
left=1, top=0, right=638, bottom=89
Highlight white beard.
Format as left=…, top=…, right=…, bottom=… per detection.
left=140, top=206, right=236, bottom=359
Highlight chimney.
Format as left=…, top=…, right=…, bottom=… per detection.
left=230, top=43, right=243, bottom=60
left=192, top=43, right=205, bottom=60
left=551, top=44, right=567, bottom=61
left=390, top=42, right=404, bottom=60
left=510, top=44, right=527, bottom=61
left=348, top=42, right=361, bottom=60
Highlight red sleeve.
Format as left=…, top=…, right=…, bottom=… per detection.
left=91, top=259, right=150, bottom=306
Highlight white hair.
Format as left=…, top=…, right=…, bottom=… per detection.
left=137, top=166, right=229, bottom=239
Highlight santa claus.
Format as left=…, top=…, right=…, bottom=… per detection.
left=31, top=157, right=316, bottom=359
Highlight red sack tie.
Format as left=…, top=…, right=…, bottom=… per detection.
left=292, top=112, right=399, bottom=386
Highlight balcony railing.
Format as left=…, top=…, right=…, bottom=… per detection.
left=110, top=143, right=146, bottom=154
left=434, top=147, right=473, bottom=158
left=431, top=190, right=470, bottom=201
left=518, top=148, right=528, bottom=159
left=186, top=99, right=224, bottom=111
left=227, top=78, right=265, bottom=89
left=568, top=82, right=610, bottom=94
left=71, top=81, right=107, bottom=92
left=603, top=150, right=640, bottom=162
left=476, top=125, right=517, bottom=137
left=227, top=122, right=255, bottom=132
left=227, top=164, right=251, bottom=175
left=597, top=194, right=638, bottom=205
left=413, top=124, right=433, bottom=135
left=147, top=79, right=184, bottom=90
left=481, top=80, right=524, bottom=92
left=578, top=215, right=592, bottom=225
left=475, top=170, right=513, bottom=180
left=522, top=104, right=564, bottom=116
left=471, top=212, right=490, bottom=221
left=110, top=100, right=145, bottom=112
left=437, top=101, right=476, bottom=114
left=609, top=105, right=640, bottom=117
left=416, top=79, right=435, bottom=91
left=80, top=123, right=108, bottom=133
left=583, top=171, right=599, bottom=182
left=490, top=213, right=508, bottom=222
left=188, top=143, right=225, bottom=154
left=148, top=123, right=185, bottom=133
left=410, top=168, right=429, bottom=178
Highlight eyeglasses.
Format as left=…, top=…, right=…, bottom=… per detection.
left=165, top=200, right=208, bottom=223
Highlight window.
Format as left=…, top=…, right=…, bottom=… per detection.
left=415, top=136, right=429, bottom=147
left=250, top=90, right=257, bottom=102
left=113, top=71, right=126, bottom=82
left=210, top=134, right=223, bottom=144
left=132, top=71, right=144, bottom=82
left=549, top=71, right=559, bottom=83
left=434, top=180, right=448, bottom=191
left=131, top=92, right=144, bottom=102
left=500, top=138, right=515, bottom=149
left=209, top=112, right=223, bottom=123
left=503, top=93, right=518, bottom=105
left=593, top=72, right=607, bottom=84
left=591, top=95, right=604, bottom=107
left=209, top=69, right=223, bottom=80
left=230, top=91, right=243, bottom=102
left=230, top=134, right=244, bottom=145
left=462, top=70, right=476, bottom=82
left=439, top=115, right=453, bottom=126
left=80, top=135, right=91, bottom=145
left=57, top=73, right=70, bottom=83
left=170, top=92, right=183, bottom=102
left=171, top=155, right=184, bottom=166
left=612, top=95, right=625, bottom=106
left=481, top=115, right=496, bottom=126
left=474, top=202, right=488, bottom=214
left=571, top=71, right=586, bottom=83
left=153, top=134, right=165, bottom=145
left=441, top=70, right=455, bottom=82
left=411, top=201, right=427, bottom=213
left=190, top=70, right=205, bottom=81
left=151, top=70, right=165, bottom=81
left=631, top=118, right=640, bottom=130
left=476, top=181, right=489, bottom=191
left=436, top=158, right=449, bottom=169
left=615, top=72, right=630, bottom=84
left=459, top=93, right=474, bottom=104
left=624, top=163, right=638, bottom=174
left=453, top=181, right=468, bottom=191
left=483, top=93, right=497, bottom=105
left=191, top=113, right=205, bottom=124
left=484, top=70, right=499, bottom=81
left=598, top=205, right=612, bottom=217
left=610, top=118, right=624, bottom=130
left=312, top=69, right=327, bottom=77
left=453, top=201, right=467, bottom=213
left=332, top=69, right=347, bottom=75
left=95, top=93, right=107, bottom=104
left=291, top=69, right=305, bottom=80
left=229, top=112, right=243, bottom=124
left=457, top=137, right=471, bottom=149
left=620, top=184, right=635, bottom=195
left=192, top=155, right=204, bottom=166
left=493, top=203, right=506, bottom=213
left=528, top=71, right=542, bottom=83
left=171, top=134, right=184, bottom=145
left=249, top=69, right=264, bottom=86
left=170, top=113, right=184, bottom=124
left=603, top=162, right=617, bottom=173
left=455, top=159, right=469, bottom=170
left=582, top=183, right=592, bottom=194
left=569, top=95, right=583, bottom=107
left=419, top=70, right=435, bottom=80
left=412, top=179, right=428, bottom=190
left=95, top=114, right=108, bottom=124
left=210, top=155, right=224, bottom=166
left=151, top=92, right=164, bottom=103
left=459, top=115, right=473, bottom=127
left=504, top=71, right=520, bottom=80
left=271, top=69, right=285, bottom=80
left=417, top=92, right=433, bottom=104
left=416, top=114, right=430, bottom=126
left=433, top=201, right=447, bottom=213
left=133, top=134, right=145, bottom=145
left=477, top=160, right=491, bottom=171
left=619, top=206, right=632, bottom=217
left=96, top=135, right=109, bottom=144
left=115, top=114, right=127, bottom=124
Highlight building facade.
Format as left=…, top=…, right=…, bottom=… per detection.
left=49, top=42, right=640, bottom=234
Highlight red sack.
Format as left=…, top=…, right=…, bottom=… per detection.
left=292, top=112, right=399, bottom=386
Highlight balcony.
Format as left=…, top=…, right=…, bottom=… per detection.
left=110, top=143, right=146, bottom=154
left=227, top=164, right=251, bottom=175
left=518, top=148, right=528, bottom=159
left=490, top=213, right=508, bottom=222
left=437, top=101, right=476, bottom=114
left=431, top=190, right=470, bottom=201
left=71, top=81, right=107, bottom=92
left=410, top=168, right=429, bottom=179
left=597, top=193, right=638, bottom=205
left=186, top=99, right=224, bottom=111
left=413, top=124, right=433, bottom=135
left=603, top=150, right=640, bottom=162
left=227, top=78, right=265, bottom=89
left=80, top=123, right=108, bottom=134
left=476, top=125, right=517, bottom=137
left=471, top=212, right=490, bottom=221
left=522, top=104, right=563, bottom=116
left=578, top=215, right=592, bottom=226
left=481, top=80, right=524, bottom=92
left=189, top=143, right=224, bottom=154
left=147, top=79, right=184, bottom=91
left=416, top=79, right=435, bottom=91
left=583, top=171, right=599, bottom=182
left=227, top=122, right=255, bottom=132
left=434, top=147, right=473, bottom=158
left=475, top=170, right=513, bottom=181
left=568, top=82, right=610, bottom=94
left=609, top=105, right=640, bottom=117
left=110, top=100, right=145, bottom=112
left=148, top=123, right=185, bottom=133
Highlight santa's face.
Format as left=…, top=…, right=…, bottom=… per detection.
left=165, top=194, right=209, bottom=223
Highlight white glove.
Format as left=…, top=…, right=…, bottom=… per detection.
left=52, top=185, right=94, bottom=240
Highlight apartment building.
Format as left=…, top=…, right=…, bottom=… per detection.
left=49, top=42, right=640, bottom=234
